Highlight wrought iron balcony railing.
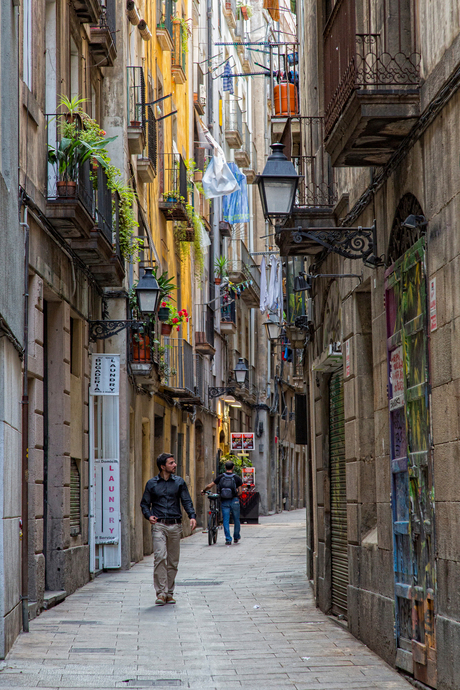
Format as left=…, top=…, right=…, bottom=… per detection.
left=158, top=153, right=188, bottom=220
left=162, top=338, right=195, bottom=395
left=127, top=66, right=146, bottom=131
left=172, top=21, right=187, bottom=82
left=224, top=100, right=243, bottom=148
left=156, top=0, right=173, bottom=36
left=324, top=9, right=421, bottom=137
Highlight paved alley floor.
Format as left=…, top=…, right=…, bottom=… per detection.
left=1, top=510, right=413, bottom=690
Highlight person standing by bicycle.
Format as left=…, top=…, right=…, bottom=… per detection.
left=202, top=460, right=243, bottom=545
left=140, top=453, right=196, bottom=606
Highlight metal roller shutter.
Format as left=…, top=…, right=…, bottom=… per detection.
left=329, top=368, right=348, bottom=616
left=70, top=458, right=81, bottom=537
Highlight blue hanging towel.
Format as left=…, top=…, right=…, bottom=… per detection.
left=222, top=61, right=234, bottom=94
left=223, top=163, right=249, bottom=224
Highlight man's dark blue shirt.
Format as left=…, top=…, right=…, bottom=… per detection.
left=140, top=474, right=196, bottom=521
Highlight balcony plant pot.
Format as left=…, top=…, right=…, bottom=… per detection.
left=132, top=334, right=150, bottom=361
left=130, top=120, right=141, bottom=127
left=241, top=6, right=248, bottom=19
left=161, top=323, right=173, bottom=335
left=194, top=170, right=203, bottom=183
left=158, top=306, right=170, bottom=322
left=215, top=277, right=222, bottom=285
left=56, top=180, right=77, bottom=197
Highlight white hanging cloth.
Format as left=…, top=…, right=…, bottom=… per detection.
left=267, top=255, right=281, bottom=312
left=259, top=255, right=269, bottom=313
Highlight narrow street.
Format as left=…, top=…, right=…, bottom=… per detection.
left=1, top=511, right=412, bottom=690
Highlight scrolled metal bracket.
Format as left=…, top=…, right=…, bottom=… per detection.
left=290, top=220, right=384, bottom=266
left=208, top=386, right=235, bottom=399
left=89, top=320, right=140, bottom=341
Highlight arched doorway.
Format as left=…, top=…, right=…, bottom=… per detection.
left=385, top=194, right=436, bottom=687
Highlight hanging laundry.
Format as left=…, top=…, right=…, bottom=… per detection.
left=267, top=255, right=281, bottom=312
left=222, top=61, right=234, bottom=94
left=223, top=163, right=249, bottom=223
left=197, top=117, right=239, bottom=198
left=259, top=255, right=269, bottom=313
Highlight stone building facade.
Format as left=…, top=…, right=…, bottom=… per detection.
left=282, top=0, right=460, bottom=687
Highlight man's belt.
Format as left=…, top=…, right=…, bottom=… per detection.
left=155, top=518, right=182, bottom=525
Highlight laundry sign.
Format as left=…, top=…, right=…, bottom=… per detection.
left=94, top=459, right=120, bottom=544
left=389, top=346, right=404, bottom=411
left=90, top=354, right=120, bottom=395
left=430, top=277, right=437, bottom=332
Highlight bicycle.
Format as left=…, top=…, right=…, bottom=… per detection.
left=204, top=491, right=220, bottom=545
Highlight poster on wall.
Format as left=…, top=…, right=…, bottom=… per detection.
left=242, top=467, right=255, bottom=487
left=389, top=346, right=404, bottom=411
left=231, top=432, right=254, bottom=451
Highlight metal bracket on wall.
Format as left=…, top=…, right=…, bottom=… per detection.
left=208, top=386, right=235, bottom=399
left=286, top=220, right=384, bottom=266
left=89, top=320, right=140, bottom=341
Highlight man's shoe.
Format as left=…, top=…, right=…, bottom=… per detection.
left=166, top=595, right=176, bottom=604
left=234, top=539, right=240, bottom=544
left=155, top=594, right=167, bottom=606
left=225, top=541, right=232, bottom=545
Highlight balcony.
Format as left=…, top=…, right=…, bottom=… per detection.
left=162, top=338, right=200, bottom=402
left=243, top=142, right=257, bottom=184
left=225, top=101, right=243, bottom=149
left=156, top=0, right=173, bottom=50
left=222, top=0, right=236, bottom=29
left=220, top=296, right=237, bottom=335
left=89, top=2, right=117, bottom=66
left=127, top=66, right=146, bottom=155
left=234, top=123, right=251, bottom=169
left=158, top=153, right=188, bottom=221
left=128, top=323, right=157, bottom=379
left=193, top=64, right=206, bottom=115
left=171, top=21, right=187, bottom=84
left=324, top=0, right=420, bottom=166
left=195, top=354, right=210, bottom=409
left=69, top=169, right=125, bottom=287
left=137, top=106, right=157, bottom=183
left=71, top=0, right=101, bottom=24
left=268, top=42, right=299, bottom=125
left=227, top=239, right=261, bottom=308
left=274, top=117, right=338, bottom=257
left=195, top=305, right=215, bottom=356
left=219, top=220, right=232, bottom=238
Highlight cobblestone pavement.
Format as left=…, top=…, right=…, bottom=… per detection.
left=1, top=510, right=413, bottom=690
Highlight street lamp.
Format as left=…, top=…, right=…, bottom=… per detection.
left=135, top=267, right=161, bottom=316
left=264, top=314, right=281, bottom=341
left=255, top=143, right=302, bottom=222
left=234, top=358, right=249, bottom=385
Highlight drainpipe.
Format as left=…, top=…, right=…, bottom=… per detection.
left=20, top=204, right=30, bottom=633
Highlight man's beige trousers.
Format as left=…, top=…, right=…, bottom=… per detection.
left=152, top=522, right=182, bottom=596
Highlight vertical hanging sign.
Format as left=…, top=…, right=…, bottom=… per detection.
left=430, top=278, right=437, bottom=332
left=345, top=339, right=350, bottom=378
left=89, top=354, right=121, bottom=569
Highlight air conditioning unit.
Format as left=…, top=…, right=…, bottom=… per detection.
left=199, top=84, right=206, bottom=104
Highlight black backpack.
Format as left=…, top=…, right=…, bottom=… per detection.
left=219, top=473, right=237, bottom=499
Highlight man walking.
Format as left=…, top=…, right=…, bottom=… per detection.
left=202, top=460, right=242, bottom=545
left=141, top=453, right=196, bottom=605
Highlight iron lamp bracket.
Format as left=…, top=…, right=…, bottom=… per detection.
left=89, top=320, right=140, bottom=341
left=208, top=386, right=236, bottom=399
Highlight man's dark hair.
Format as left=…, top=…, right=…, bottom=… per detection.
left=157, top=452, right=174, bottom=471
left=225, top=460, right=234, bottom=471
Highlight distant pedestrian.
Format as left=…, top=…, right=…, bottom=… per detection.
left=141, top=453, right=196, bottom=606
left=202, top=460, right=242, bottom=545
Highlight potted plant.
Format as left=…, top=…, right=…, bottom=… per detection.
left=214, top=255, right=228, bottom=285
left=237, top=2, right=253, bottom=19
left=48, top=133, right=115, bottom=197
left=161, top=305, right=189, bottom=335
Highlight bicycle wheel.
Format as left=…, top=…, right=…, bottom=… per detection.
left=207, top=514, right=214, bottom=546
left=212, top=513, right=218, bottom=543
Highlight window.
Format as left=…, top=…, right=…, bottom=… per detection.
left=70, top=459, right=81, bottom=536
left=23, top=0, right=33, bottom=90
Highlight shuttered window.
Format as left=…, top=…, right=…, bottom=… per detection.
left=70, top=458, right=81, bottom=537
left=329, top=368, right=347, bottom=616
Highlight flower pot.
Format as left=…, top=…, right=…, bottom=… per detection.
left=132, top=334, right=151, bottom=361
left=158, top=306, right=170, bottom=322
left=56, top=181, right=77, bottom=198
left=194, top=170, right=203, bottom=183
left=130, top=120, right=141, bottom=127
left=161, top=323, right=173, bottom=336
left=241, top=6, right=249, bottom=19
left=214, top=277, right=222, bottom=285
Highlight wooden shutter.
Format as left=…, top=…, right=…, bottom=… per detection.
left=295, top=394, right=308, bottom=445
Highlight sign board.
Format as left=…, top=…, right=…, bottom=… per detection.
left=345, top=339, right=350, bottom=378
left=430, top=278, right=437, bottom=332
left=390, top=346, right=404, bottom=410
left=90, top=354, right=120, bottom=395
left=242, top=467, right=255, bottom=487
left=94, top=459, right=120, bottom=544
left=231, top=432, right=254, bottom=451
